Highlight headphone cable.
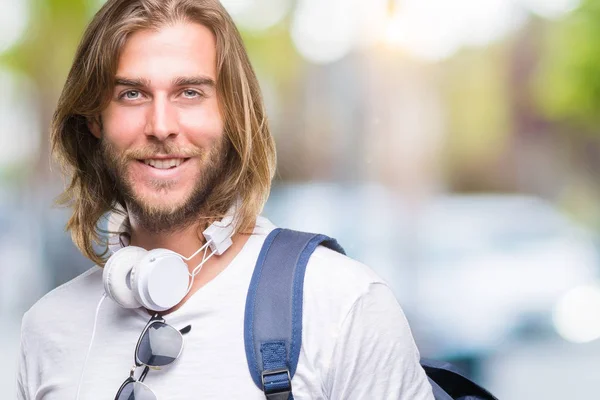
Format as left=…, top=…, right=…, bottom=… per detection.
left=76, top=292, right=107, bottom=400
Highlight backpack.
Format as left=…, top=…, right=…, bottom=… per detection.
left=243, top=228, right=499, bottom=400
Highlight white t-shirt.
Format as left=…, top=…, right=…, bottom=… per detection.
left=17, top=217, right=433, bottom=400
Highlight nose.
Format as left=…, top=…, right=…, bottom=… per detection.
left=144, top=96, right=179, bottom=141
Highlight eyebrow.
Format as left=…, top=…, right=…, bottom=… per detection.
left=114, top=75, right=216, bottom=88
left=172, top=76, right=215, bottom=88
left=114, top=77, right=151, bottom=88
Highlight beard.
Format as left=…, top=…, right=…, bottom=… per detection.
left=101, top=137, right=227, bottom=234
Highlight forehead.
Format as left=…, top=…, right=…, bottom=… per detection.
left=116, top=21, right=217, bottom=82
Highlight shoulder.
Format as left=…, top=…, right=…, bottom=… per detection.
left=304, top=245, right=387, bottom=303
left=298, top=243, right=433, bottom=397
left=21, top=266, right=103, bottom=343
left=302, top=244, right=395, bottom=330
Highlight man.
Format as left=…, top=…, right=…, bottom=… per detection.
left=17, top=0, right=434, bottom=399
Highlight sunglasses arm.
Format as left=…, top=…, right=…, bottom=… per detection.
left=139, top=365, right=150, bottom=382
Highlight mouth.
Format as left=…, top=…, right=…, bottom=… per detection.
left=138, top=158, right=191, bottom=170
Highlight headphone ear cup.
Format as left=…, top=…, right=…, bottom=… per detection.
left=131, top=249, right=190, bottom=312
left=103, top=246, right=148, bottom=309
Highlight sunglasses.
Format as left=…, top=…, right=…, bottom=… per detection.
left=114, top=314, right=192, bottom=400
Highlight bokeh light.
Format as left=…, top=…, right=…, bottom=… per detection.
left=384, top=0, right=526, bottom=61
left=221, top=0, right=292, bottom=31
left=553, top=284, right=600, bottom=343
left=0, top=0, right=29, bottom=54
left=523, top=0, right=581, bottom=19
left=290, top=0, right=358, bottom=64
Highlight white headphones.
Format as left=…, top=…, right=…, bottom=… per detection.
left=102, top=212, right=235, bottom=312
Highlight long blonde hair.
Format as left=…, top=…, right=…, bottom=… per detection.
left=51, top=0, right=276, bottom=266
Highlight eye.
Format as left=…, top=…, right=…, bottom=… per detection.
left=182, top=89, right=203, bottom=99
left=120, top=90, right=142, bottom=100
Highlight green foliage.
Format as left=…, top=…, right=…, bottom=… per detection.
left=1, top=0, right=93, bottom=91
left=534, top=0, right=600, bottom=130
left=241, top=22, right=303, bottom=85
left=440, top=44, right=513, bottom=166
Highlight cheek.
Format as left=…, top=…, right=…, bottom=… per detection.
left=102, top=106, right=146, bottom=147
left=179, top=104, right=224, bottom=144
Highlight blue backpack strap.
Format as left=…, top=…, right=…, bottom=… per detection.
left=244, top=228, right=345, bottom=400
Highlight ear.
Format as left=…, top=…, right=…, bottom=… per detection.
left=87, top=116, right=102, bottom=139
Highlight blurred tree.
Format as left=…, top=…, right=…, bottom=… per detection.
left=0, top=0, right=95, bottom=291
left=438, top=43, right=514, bottom=192
left=531, top=3, right=600, bottom=227
left=534, top=0, right=600, bottom=132
left=0, top=0, right=92, bottom=181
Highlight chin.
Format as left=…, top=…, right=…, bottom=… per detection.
left=140, top=195, right=188, bottom=213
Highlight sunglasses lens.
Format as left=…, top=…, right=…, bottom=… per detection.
left=116, top=381, right=157, bottom=400
left=137, top=322, right=183, bottom=367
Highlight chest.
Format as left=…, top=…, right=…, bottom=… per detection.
left=36, top=308, right=328, bottom=400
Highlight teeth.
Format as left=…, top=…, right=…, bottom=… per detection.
left=143, top=158, right=184, bottom=169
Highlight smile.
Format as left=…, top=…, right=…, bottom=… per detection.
left=141, top=158, right=190, bottom=169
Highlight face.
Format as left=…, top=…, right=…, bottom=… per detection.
left=92, top=22, right=227, bottom=233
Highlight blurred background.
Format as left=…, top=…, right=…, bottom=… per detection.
left=2, top=0, right=600, bottom=398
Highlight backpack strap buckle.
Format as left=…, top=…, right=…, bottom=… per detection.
left=261, top=368, right=292, bottom=400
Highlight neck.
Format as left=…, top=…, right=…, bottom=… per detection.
left=128, top=217, right=205, bottom=258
